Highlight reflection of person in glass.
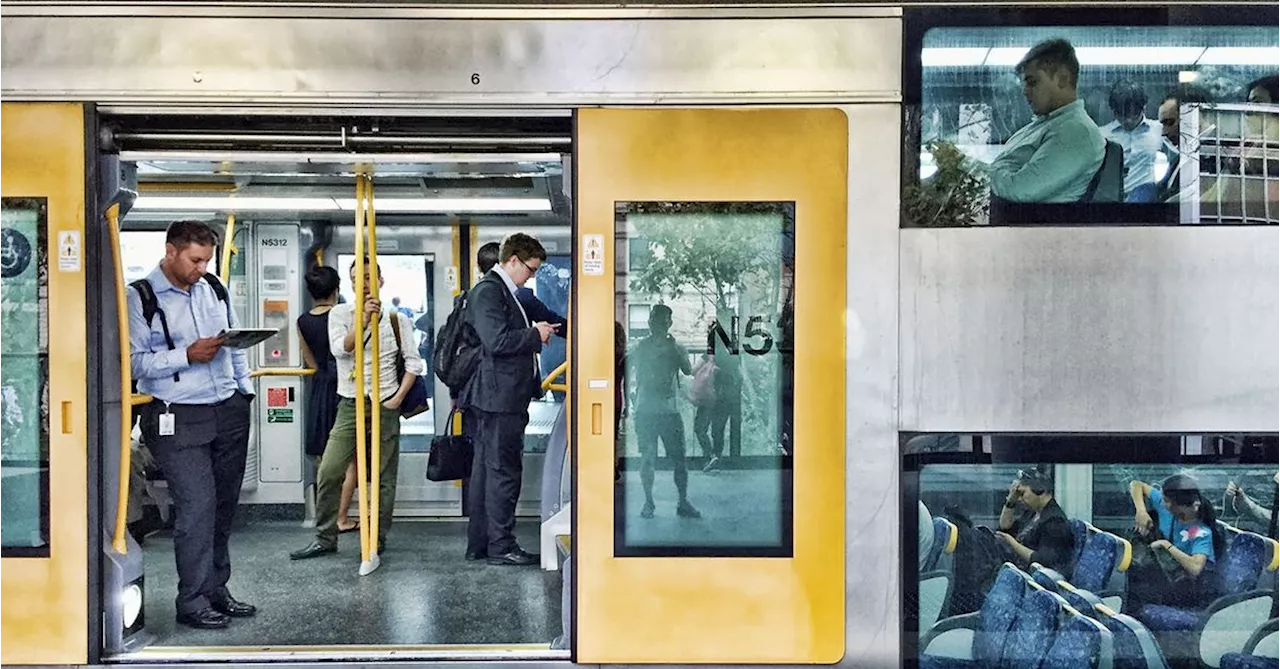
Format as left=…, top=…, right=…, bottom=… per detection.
left=994, top=467, right=1074, bottom=574
left=1154, top=84, right=1212, bottom=204
left=628, top=304, right=701, bottom=519
left=976, top=38, right=1104, bottom=203
left=692, top=326, right=742, bottom=471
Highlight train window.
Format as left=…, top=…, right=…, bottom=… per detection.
left=1, top=198, right=50, bottom=557
left=614, top=202, right=794, bottom=557
left=904, top=18, right=1280, bottom=226
left=904, top=435, right=1279, bottom=669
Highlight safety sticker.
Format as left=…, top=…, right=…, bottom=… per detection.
left=267, top=387, right=288, bottom=407
left=581, top=234, right=604, bottom=276
left=57, top=230, right=81, bottom=272
left=267, top=408, right=294, bottom=423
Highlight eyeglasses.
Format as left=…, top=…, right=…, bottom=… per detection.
left=519, top=258, right=540, bottom=275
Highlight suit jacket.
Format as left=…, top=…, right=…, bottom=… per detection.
left=460, top=271, right=543, bottom=413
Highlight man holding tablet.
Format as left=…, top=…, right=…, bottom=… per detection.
left=128, top=220, right=257, bottom=630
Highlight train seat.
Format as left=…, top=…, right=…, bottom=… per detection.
left=1073, top=530, right=1132, bottom=612
left=1070, top=519, right=1093, bottom=571
left=1139, top=531, right=1279, bottom=669
left=919, top=563, right=1029, bottom=668
left=1218, top=618, right=1278, bottom=669
left=920, top=518, right=960, bottom=636
left=998, top=588, right=1064, bottom=669
left=1041, top=605, right=1115, bottom=669
left=1092, top=603, right=1171, bottom=669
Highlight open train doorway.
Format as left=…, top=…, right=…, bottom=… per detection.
left=95, top=113, right=574, bottom=661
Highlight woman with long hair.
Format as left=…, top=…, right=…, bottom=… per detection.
left=1125, top=473, right=1225, bottom=613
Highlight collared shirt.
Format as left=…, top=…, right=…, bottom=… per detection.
left=329, top=304, right=426, bottom=401
left=492, top=267, right=530, bottom=325
left=1101, top=117, right=1164, bottom=198
left=129, top=265, right=251, bottom=404
left=982, top=99, right=1105, bottom=203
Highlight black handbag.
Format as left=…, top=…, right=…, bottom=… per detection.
left=427, top=409, right=474, bottom=482
left=389, top=314, right=431, bottom=418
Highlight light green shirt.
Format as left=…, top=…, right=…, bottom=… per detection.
left=982, top=99, right=1105, bottom=204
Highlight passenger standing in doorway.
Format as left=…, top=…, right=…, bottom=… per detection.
left=461, top=234, right=558, bottom=566
left=475, top=242, right=568, bottom=338
left=289, top=259, right=425, bottom=561
left=628, top=305, right=701, bottom=519
left=297, top=266, right=358, bottom=534
left=128, top=220, right=256, bottom=629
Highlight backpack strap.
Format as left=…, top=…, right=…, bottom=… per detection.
left=202, top=272, right=231, bottom=321
left=130, top=278, right=181, bottom=382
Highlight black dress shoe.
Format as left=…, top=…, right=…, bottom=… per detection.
left=487, top=547, right=538, bottom=566
left=289, top=541, right=337, bottom=560
left=176, top=607, right=230, bottom=629
left=465, top=550, right=487, bottom=561
left=212, top=595, right=256, bottom=618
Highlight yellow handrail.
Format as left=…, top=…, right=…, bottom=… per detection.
left=249, top=368, right=316, bottom=378
left=541, top=360, right=568, bottom=392
left=352, top=175, right=373, bottom=566
left=219, top=213, right=236, bottom=286
left=130, top=394, right=154, bottom=406
left=366, top=175, right=383, bottom=559
left=108, top=202, right=134, bottom=555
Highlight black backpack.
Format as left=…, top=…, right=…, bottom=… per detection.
left=433, top=290, right=481, bottom=392
left=131, top=272, right=230, bottom=384
left=940, top=506, right=1006, bottom=617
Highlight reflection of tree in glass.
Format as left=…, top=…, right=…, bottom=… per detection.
left=903, top=140, right=990, bottom=227
left=626, top=204, right=789, bottom=455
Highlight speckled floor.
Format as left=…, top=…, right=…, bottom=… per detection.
left=140, top=519, right=561, bottom=647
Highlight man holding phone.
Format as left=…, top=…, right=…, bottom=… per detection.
left=459, top=233, right=558, bottom=566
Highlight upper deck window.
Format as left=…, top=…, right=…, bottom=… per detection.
left=905, top=22, right=1279, bottom=226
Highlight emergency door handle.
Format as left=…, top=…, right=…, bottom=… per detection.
left=591, top=403, right=602, bottom=435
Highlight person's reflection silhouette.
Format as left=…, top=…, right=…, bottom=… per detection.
left=627, top=305, right=701, bottom=519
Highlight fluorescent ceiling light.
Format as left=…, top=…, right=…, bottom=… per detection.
left=1075, top=47, right=1205, bottom=65
left=1197, top=46, right=1280, bottom=65
left=921, top=48, right=990, bottom=67
left=983, top=47, right=1030, bottom=67
left=924, top=45, right=1278, bottom=67
left=133, top=196, right=551, bottom=213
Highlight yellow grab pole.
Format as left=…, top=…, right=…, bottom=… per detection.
left=108, top=203, right=134, bottom=555
left=366, top=175, right=383, bottom=554
left=219, top=213, right=236, bottom=286
left=352, top=175, right=373, bottom=566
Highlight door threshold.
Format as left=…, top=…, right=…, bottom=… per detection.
left=106, top=643, right=569, bottom=663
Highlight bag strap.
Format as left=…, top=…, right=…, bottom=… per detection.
left=130, top=279, right=181, bottom=382
left=389, top=313, right=407, bottom=379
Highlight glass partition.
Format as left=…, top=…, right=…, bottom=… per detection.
left=1, top=198, right=50, bottom=557
left=614, top=202, right=794, bottom=557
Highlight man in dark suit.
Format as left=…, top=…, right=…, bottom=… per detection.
left=461, top=233, right=558, bottom=566
left=476, top=241, right=568, bottom=337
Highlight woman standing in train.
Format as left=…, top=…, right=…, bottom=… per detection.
left=1125, top=473, right=1227, bottom=613
left=297, top=266, right=358, bottom=534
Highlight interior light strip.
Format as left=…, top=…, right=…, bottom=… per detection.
left=132, top=196, right=552, bottom=213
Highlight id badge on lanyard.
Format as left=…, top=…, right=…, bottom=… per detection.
left=159, top=402, right=176, bottom=436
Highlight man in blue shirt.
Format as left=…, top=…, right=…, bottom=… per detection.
left=129, top=220, right=255, bottom=630
left=1100, top=79, right=1164, bottom=203
left=977, top=38, right=1105, bottom=203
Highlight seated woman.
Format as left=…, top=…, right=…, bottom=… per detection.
left=1125, top=473, right=1226, bottom=613
left=994, top=467, right=1075, bottom=574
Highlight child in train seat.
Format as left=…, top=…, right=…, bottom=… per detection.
left=1124, top=473, right=1227, bottom=614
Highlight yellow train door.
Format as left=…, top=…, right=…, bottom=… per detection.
left=574, top=108, right=848, bottom=663
left=1, top=103, right=91, bottom=664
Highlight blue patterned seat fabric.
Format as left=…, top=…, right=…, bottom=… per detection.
left=920, top=565, right=1028, bottom=669
left=1057, top=587, right=1101, bottom=617
left=1070, top=520, right=1091, bottom=571
left=1139, top=531, right=1270, bottom=632
left=1041, top=612, right=1105, bottom=669
left=1219, top=652, right=1277, bottom=669
left=998, top=589, right=1061, bottom=669
left=1033, top=569, right=1060, bottom=592
left=926, top=517, right=951, bottom=570
left=1072, top=532, right=1119, bottom=593
left=1097, top=611, right=1169, bottom=669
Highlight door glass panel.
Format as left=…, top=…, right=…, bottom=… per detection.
left=614, top=201, right=794, bottom=557
left=1, top=198, right=50, bottom=556
left=338, top=253, right=437, bottom=452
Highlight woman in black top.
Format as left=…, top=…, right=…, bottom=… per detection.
left=995, top=467, right=1075, bottom=574
left=297, top=266, right=357, bottom=533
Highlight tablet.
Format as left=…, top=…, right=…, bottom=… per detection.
left=219, top=328, right=279, bottom=349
